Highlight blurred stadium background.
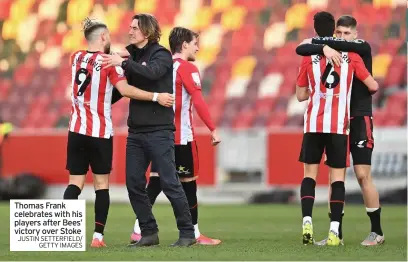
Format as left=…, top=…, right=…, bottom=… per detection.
left=0, top=0, right=406, bottom=205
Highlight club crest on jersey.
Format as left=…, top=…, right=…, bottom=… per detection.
left=115, top=66, right=124, bottom=77
left=191, top=72, right=201, bottom=87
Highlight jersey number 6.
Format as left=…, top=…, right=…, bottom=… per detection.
left=321, top=63, right=340, bottom=90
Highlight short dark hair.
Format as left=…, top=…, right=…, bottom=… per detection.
left=336, top=15, right=357, bottom=28
left=313, top=11, right=335, bottom=37
left=82, top=18, right=107, bottom=41
left=132, top=14, right=161, bottom=43
left=169, top=27, right=199, bottom=54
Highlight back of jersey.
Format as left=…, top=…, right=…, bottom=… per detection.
left=69, top=50, right=125, bottom=139
left=300, top=53, right=355, bottom=134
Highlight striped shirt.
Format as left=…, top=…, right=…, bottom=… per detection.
left=69, top=50, right=125, bottom=138
left=296, top=52, right=370, bottom=135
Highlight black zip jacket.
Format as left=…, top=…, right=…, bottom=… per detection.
left=112, top=42, right=175, bottom=133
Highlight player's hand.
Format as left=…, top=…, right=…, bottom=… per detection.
left=211, top=129, right=221, bottom=146
left=157, top=93, right=174, bottom=107
left=298, top=38, right=312, bottom=45
left=323, top=45, right=342, bottom=67
left=101, top=53, right=124, bottom=69
left=112, top=50, right=131, bottom=58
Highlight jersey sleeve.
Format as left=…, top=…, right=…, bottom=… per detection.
left=296, top=44, right=324, bottom=56
left=108, top=66, right=127, bottom=86
left=349, top=53, right=370, bottom=81
left=180, top=63, right=215, bottom=131
left=296, top=57, right=310, bottom=87
left=180, top=64, right=202, bottom=94
left=312, top=37, right=371, bottom=56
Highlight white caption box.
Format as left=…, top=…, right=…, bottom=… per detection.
left=10, top=199, right=86, bottom=251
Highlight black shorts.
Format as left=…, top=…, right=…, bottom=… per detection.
left=151, top=141, right=199, bottom=178
left=349, top=116, right=374, bottom=165
left=299, top=133, right=350, bottom=168
left=66, top=131, right=113, bottom=175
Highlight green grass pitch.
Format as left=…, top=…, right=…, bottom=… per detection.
left=1, top=203, right=406, bottom=261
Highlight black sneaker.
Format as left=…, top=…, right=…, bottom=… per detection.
left=128, top=233, right=159, bottom=247
left=170, top=238, right=196, bottom=247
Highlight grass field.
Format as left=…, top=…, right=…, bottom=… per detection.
left=1, top=203, right=406, bottom=261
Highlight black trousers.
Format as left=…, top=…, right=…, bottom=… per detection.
left=126, top=129, right=194, bottom=239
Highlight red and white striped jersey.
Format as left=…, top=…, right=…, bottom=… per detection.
left=296, top=52, right=370, bottom=135
left=173, top=58, right=202, bottom=145
left=69, top=50, right=125, bottom=139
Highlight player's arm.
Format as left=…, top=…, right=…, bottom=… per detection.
left=122, top=49, right=172, bottom=82
left=112, top=50, right=130, bottom=58
left=296, top=43, right=325, bottom=56
left=296, top=57, right=310, bottom=102
left=182, top=66, right=220, bottom=145
left=296, top=40, right=343, bottom=67
left=351, top=54, right=379, bottom=94
left=296, top=86, right=309, bottom=102
left=311, top=37, right=371, bottom=56
left=182, top=69, right=216, bottom=132
left=361, top=76, right=379, bottom=94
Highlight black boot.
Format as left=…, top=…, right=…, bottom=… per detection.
left=170, top=238, right=196, bottom=247
left=128, top=233, right=159, bottom=247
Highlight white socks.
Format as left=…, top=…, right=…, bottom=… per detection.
left=134, top=219, right=141, bottom=234
left=194, top=224, right=200, bottom=238
left=366, top=207, right=379, bottom=213
left=303, top=216, right=339, bottom=235
left=303, top=216, right=312, bottom=225
left=93, top=232, right=103, bottom=240
left=330, top=221, right=340, bottom=234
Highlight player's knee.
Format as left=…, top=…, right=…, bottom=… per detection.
left=329, top=168, right=346, bottom=182
left=354, top=165, right=372, bottom=187
left=93, top=174, right=109, bottom=190
left=303, top=164, right=319, bottom=179
left=68, top=175, right=86, bottom=190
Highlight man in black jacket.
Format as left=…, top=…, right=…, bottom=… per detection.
left=102, top=14, right=195, bottom=247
